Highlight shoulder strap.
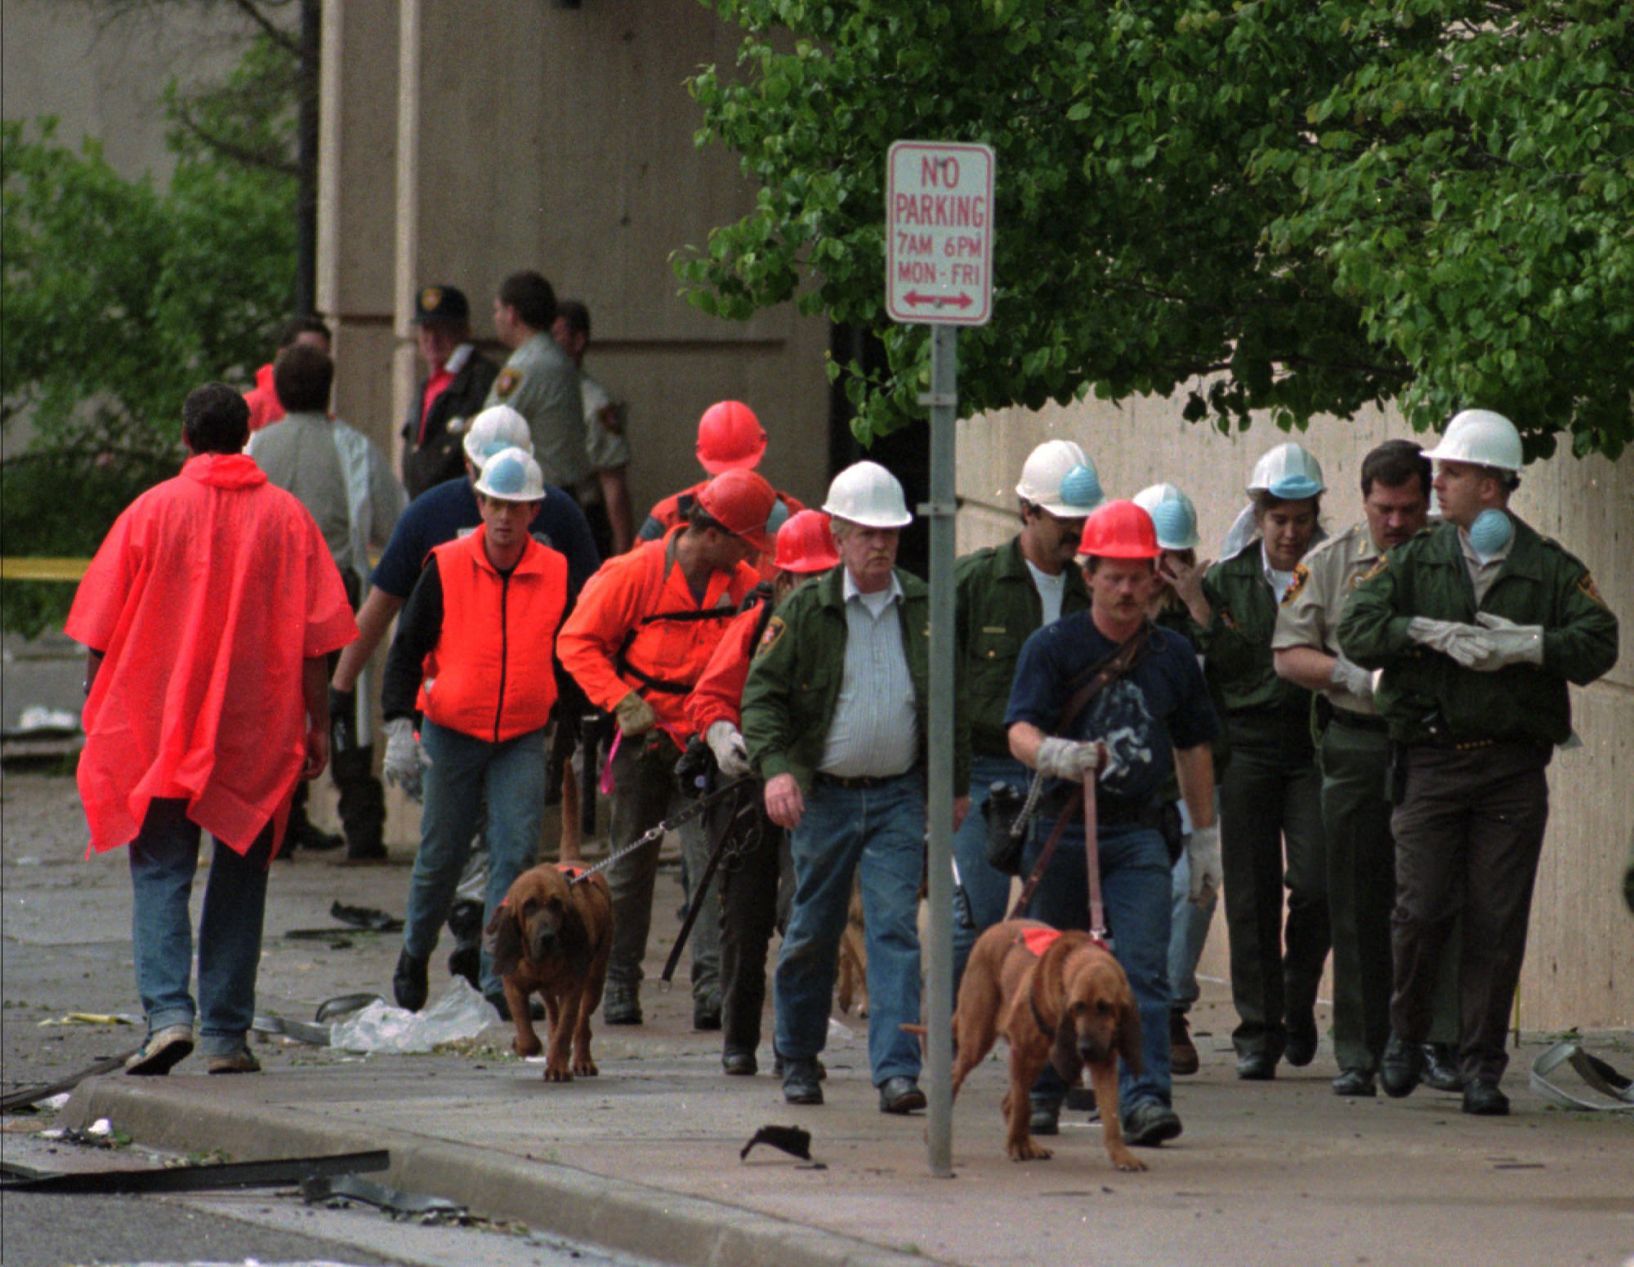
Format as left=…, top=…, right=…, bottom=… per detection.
left=1055, top=621, right=1152, bottom=736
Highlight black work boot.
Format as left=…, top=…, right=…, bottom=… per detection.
left=393, top=949, right=429, bottom=1012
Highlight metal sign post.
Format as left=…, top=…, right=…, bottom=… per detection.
left=886, top=139, right=993, bottom=1178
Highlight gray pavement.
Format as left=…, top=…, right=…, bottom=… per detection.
left=4, top=770, right=1632, bottom=1267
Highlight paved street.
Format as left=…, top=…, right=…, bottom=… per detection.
left=3, top=768, right=1632, bottom=1266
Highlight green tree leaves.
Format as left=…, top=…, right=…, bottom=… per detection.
left=679, top=0, right=1632, bottom=461
left=2, top=34, right=297, bottom=635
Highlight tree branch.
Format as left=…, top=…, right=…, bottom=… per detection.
left=227, top=0, right=299, bottom=54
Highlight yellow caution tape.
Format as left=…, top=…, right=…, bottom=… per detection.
left=1, top=558, right=91, bottom=583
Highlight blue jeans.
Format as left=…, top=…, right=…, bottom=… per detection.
left=1168, top=841, right=1217, bottom=1013
left=128, top=798, right=273, bottom=1056
left=404, top=719, right=547, bottom=999
left=1023, top=817, right=1173, bottom=1113
left=775, top=772, right=925, bottom=1085
left=951, top=754, right=1031, bottom=993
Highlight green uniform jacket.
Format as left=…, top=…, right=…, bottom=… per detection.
left=956, top=536, right=1091, bottom=758
left=741, top=566, right=970, bottom=797
left=1337, top=517, right=1618, bottom=746
left=1199, top=543, right=1313, bottom=720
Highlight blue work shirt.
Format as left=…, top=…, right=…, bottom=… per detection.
left=1005, top=614, right=1218, bottom=816
left=370, top=475, right=600, bottom=601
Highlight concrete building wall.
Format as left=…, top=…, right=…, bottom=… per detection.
left=318, top=0, right=831, bottom=513
left=958, top=398, right=1633, bottom=1032
left=1, top=1, right=247, bottom=181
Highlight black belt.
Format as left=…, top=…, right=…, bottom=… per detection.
left=1329, top=708, right=1390, bottom=734
left=815, top=770, right=912, bottom=790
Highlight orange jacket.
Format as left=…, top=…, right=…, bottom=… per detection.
left=421, top=530, right=568, bottom=742
left=559, top=529, right=759, bottom=743
left=243, top=362, right=284, bottom=432
left=66, top=454, right=356, bottom=856
left=685, top=596, right=772, bottom=736
left=639, top=483, right=806, bottom=581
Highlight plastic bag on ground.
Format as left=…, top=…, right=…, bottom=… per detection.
left=329, top=977, right=499, bottom=1054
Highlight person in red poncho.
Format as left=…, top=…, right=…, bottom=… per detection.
left=66, top=383, right=358, bottom=1077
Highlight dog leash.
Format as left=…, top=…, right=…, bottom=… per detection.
left=1007, top=785, right=1082, bottom=920
left=1082, top=787, right=1110, bottom=949
left=569, top=775, right=754, bottom=886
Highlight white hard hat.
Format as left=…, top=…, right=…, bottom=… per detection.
left=1422, top=409, right=1523, bottom=472
left=1249, top=442, right=1325, bottom=500
left=463, top=405, right=534, bottom=471
left=1016, top=440, right=1104, bottom=518
left=473, top=446, right=545, bottom=502
left=1132, top=482, right=1200, bottom=550
left=822, top=460, right=912, bottom=529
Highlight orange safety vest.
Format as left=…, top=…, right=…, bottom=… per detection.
left=421, top=529, right=568, bottom=743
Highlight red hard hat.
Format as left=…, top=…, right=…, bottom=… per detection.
left=773, top=510, right=841, bottom=574
left=696, top=468, right=777, bottom=554
left=696, top=400, right=767, bottom=474
left=1078, top=499, right=1162, bottom=560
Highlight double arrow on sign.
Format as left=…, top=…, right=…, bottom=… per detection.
left=901, top=291, right=975, bottom=309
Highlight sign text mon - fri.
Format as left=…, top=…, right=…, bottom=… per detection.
left=886, top=140, right=995, bottom=327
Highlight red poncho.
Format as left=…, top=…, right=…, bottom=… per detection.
left=65, top=453, right=357, bottom=856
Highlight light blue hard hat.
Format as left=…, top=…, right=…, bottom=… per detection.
left=474, top=447, right=545, bottom=502
left=1132, top=482, right=1199, bottom=550
left=1249, top=442, right=1325, bottom=500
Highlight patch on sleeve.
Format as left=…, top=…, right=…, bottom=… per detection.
left=1356, top=555, right=1390, bottom=585
left=494, top=367, right=522, bottom=399
left=1281, top=563, right=1310, bottom=607
left=1577, top=572, right=1608, bottom=609
left=1218, top=605, right=1237, bottom=631
left=754, top=615, right=787, bottom=658
left=595, top=403, right=625, bottom=435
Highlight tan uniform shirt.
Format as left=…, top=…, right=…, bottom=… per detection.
left=1271, top=519, right=1381, bottom=716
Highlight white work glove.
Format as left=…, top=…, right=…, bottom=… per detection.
left=1329, top=655, right=1374, bottom=700
left=1186, top=823, right=1222, bottom=907
left=1035, top=737, right=1106, bottom=783
left=1471, top=612, right=1544, bottom=670
left=614, top=691, right=658, bottom=737
left=706, top=720, right=751, bottom=777
left=1407, top=617, right=1492, bottom=669
left=382, top=717, right=429, bottom=801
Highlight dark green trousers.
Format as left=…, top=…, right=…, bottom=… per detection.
left=1320, top=717, right=1457, bottom=1074
left=1220, top=711, right=1328, bottom=1060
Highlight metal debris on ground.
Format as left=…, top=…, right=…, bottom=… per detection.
left=301, top=1172, right=469, bottom=1223
left=0, top=1049, right=141, bottom=1112
left=1530, top=1039, right=1634, bottom=1112
left=0, top=1149, right=389, bottom=1194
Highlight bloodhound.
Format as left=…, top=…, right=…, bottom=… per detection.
left=836, top=877, right=868, bottom=1017
left=484, top=863, right=612, bottom=1081
left=950, top=919, right=1145, bottom=1171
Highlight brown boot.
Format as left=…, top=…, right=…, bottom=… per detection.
left=1170, top=1010, right=1200, bottom=1076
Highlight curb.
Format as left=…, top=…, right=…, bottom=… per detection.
left=63, top=1077, right=943, bottom=1267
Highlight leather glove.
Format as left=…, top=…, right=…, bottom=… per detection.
left=1329, top=655, right=1374, bottom=700
left=381, top=717, right=429, bottom=801
left=1471, top=612, right=1544, bottom=670
left=1186, top=824, right=1222, bottom=906
left=614, top=691, right=658, bottom=737
left=706, top=720, right=751, bottom=777
left=1035, top=736, right=1106, bottom=783
left=1407, top=617, right=1492, bottom=669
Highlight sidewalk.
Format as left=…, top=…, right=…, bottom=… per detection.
left=4, top=775, right=1629, bottom=1266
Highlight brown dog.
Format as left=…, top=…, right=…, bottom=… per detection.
left=949, top=919, right=1145, bottom=1171
left=484, top=863, right=612, bottom=1081
left=836, top=877, right=868, bottom=1016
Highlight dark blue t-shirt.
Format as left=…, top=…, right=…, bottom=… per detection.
left=370, top=476, right=600, bottom=600
left=1005, top=614, right=1218, bottom=814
